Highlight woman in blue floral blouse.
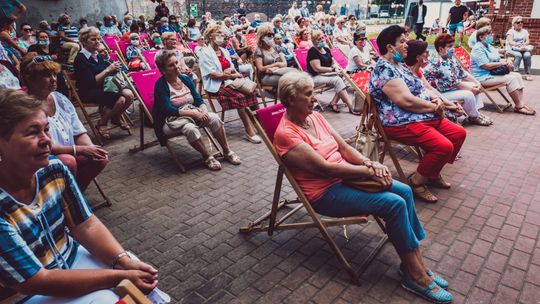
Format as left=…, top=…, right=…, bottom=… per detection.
left=369, top=25, right=467, bottom=204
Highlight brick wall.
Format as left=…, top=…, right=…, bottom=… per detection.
left=489, top=0, right=540, bottom=54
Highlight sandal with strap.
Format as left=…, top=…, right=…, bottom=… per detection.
left=225, top=151, right=242, bottom=165
left=469, top=115, right=492, bottom=126
left=408, top=175, right=438, bottom=203
left=327, top=102, right=340, bottom=113
left=514, top=105, right=536, bottom=116
left=427, top=175, right=451, bottom=189
left=401, top=277, right=453, bottom=304
left=479, top=113, right=494, bottom=124
left=205, top=156, right=222, bottom=171
left=96, top=123, right=111, bottom=140
left=111, top=118, right=131, bottom=130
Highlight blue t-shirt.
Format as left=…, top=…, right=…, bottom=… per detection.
left=470, top=42, right=500, bottom=82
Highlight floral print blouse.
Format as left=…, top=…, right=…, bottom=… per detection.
left=369, top=58, right=437, bottom=126
left=424, top=55, right=466, bottom=92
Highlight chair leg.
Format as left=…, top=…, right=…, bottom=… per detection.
left=165, top=141, right=186, bottom=173
left=482, top=89, right=504, bottom=113
left=496, top=88, right=513, bottom=109
left=92, top=178, right=112, bottom=209
left=268, top=167, right=285, bottom=236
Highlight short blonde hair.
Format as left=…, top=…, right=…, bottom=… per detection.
left=476, top=17, right=491, bottom=29
left=154, top=50, right=177, bottom=72
left=129, top=33, right=140, bottom=40
left=160, top=17, right=168, bottom=23
left=161, top=31, right=176, bottom=40
left=20, top=54, right=61, bottom=86
left=272, top=16, right=282, bottom=24
left=278, top=71, right=314, bottom=107
left=256, top=23, right=274, bottom=47
left=203, top=23, right=222, bottom=41
left=476, top=26, right=492, bottom=40
left=336, top=16, right=346, bottom=24
left=512, top=16, right=523, bottom=25
left=311, top=30, right=324, bottom=43
left=78, top=26, right=100, bottom=45
left=316, top=4, right=323, bottom=11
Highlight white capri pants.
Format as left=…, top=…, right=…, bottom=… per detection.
left=481, top=72, right=524, bottom=94
left=441, top=89, right=484, bottom=118
left=163, top=112, right=223, bottom=143
left=312, top=74, right=347, bottom=94
left=24, top=246, right=119, bottom=303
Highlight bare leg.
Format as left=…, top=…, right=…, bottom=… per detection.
left=189, top=138, right=211, bottom=159
left=213, top=126, right=231, bottom=154
left=337, top=88, right=354, bottom=110
left=237, top=108, right=257, bottom=137
left=509, top=89, right=524, bottom=108
left=411, top=171, right=428, bottom=185
left=399, top=250, right=438, bottom=290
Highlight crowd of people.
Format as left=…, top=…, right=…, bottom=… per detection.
left=0, top=0, right=537, bottom=302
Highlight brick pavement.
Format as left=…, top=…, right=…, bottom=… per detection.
left=84, top=80, right=540, bottom=304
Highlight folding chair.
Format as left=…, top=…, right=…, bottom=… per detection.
left=102, top=35, right=120, bottom=52
left=141, top=49, right=159, bottom=70
left=116, top=40, right=130, bottom=62
left=252, top=62, right=277, bottom=105
left=115, top=279, right=151, bottom=304
left=293, top=48, right=332, bottom=94
left=454, top=46, right=512, bottom=113
left=330, top=48, right=349, bottom=70
left=241, top=104, right=388, bottom=283
left=126, top=69, right=222, bottom=172
left=244, top=33, right=257, bottom=51
left=369, top=38, right=381, bottom=56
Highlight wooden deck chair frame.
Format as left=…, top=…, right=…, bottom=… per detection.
left=251, top=61, right=278, bottom=105
left=453, top=47, right=512, bottom=113
left=115, top=279, right=151, bottom=304
left=240, top=106, right=388, bottom=284
left=63, top=71, right=133, bottom=144
left=292, top=50, right=333, bottom=94
left=123, top=71, right=223, bottom=172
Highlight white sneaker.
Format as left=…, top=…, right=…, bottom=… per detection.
left=244, top=134, right=262, bottom=144
left=147, top=287, right=171, bottom=304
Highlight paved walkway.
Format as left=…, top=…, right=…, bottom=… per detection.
left=85, top=79, right=540, bottom=304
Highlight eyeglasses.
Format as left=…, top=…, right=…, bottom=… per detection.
left=31, top=55, right=49, bottom=65
left=265, top=34, right=275, bottom=38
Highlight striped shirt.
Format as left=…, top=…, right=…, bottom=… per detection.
left=0, top=158, right=93, bottom=301
left=58, top=25, right=79, bottom=43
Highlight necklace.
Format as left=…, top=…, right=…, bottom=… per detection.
left=294, top=117, right=310, bottom=130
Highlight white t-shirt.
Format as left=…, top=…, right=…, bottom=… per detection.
left=346, top=46, right=371, bottom=72
left=506, top=28, right=529, bottom=51
left=48, top=92, right=87, bottom=146
left=168, top=82, right=194, bottom=108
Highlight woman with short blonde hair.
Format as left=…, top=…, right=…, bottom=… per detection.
left=254, top=23, right=289, bottom=87
left=506, top=15, right=534, bottom=77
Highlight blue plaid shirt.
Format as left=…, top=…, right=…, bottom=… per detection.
left=0, top=158, right=93, bottom=301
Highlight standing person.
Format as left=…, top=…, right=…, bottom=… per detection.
left=237, top=2, right=247, bottom=17
left=288, top=2, right=301, bottom=19
left=300, top=1, right=310, bottom=18
left=154, top=0, right=170, bottom=22
left=0, top=0, right=26, bottom=29
left=57, top=14, right=80, bottom=65
left=411, top=0, right=427, bottom=41
left=446, top=0, right=468, bottom=45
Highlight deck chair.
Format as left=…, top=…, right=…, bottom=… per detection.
left=244, top=33, right=257, bottom=51
left=141, top=49, right=159, bottom=70
left=454, top=46, right=512, bottom=113
left=116, top=40, right=129, bottom=61
left=369, top=39, right=380, bottom=56
left=102, top=35, right=120, bottom=52
left=241, top=104, right=388, bottom=283
left=293, top=48, right=332, bottom=94
left=252, top=62, right=277, bottom=105
left=330, top=48, right=349, bottom=69
left=115, top=280, right=151, bottom=304
left=126, top=69, right=222, bottom=172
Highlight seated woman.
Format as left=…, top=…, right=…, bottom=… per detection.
left=126, top=33, right=149, bottom=71
left=424, top=34, right=493, bottom=126
left=332, top=16, right=352, bottom=56
left=297, top=28, right=313, bottom=49
left=198, top=24, right=261, bottom=144
left=370, top=25, right=467, bottom=203
left=187, top=18, right=202, bottom=42
left=463, top=15, right=477, bottom=34
left=506, top=16, right=534, bottom=79
left=73, top=27, right=135, bottom=139
left=471, top=26, right=535, bottom=115
left=27, top=30, right=59, bottom=59
left=274, top=72, right=453, bottom=304
left=17, top=23, right=36, bottom=52
left=231, top=25, right=253, bottom=63
left=467, top=17, right=490, bottom=49
left=274, top=34, right=297, bottom=68
left=154, top=51, right=241, bottom=170
left=307, top=30, right=358, bottom=115
left=158, top=32, right=193, bottom=77
left=254, top=23, right=289, bottom=87
left=22, top=55, right=108, bottom=191
left=346, top=32, right=375, bottom=73
left=0, top=89, right=159, bottom=303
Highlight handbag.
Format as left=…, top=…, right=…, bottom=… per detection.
left=271, top=67, right=297, bottom=75
left=165, top=105, right=198, bottom=131
left=103, top=73, right=129, bottom=93
left=227, top=77, right=257, bottom=95
left=489, top=65, right=510, bottom=76
left=343, top=177, right=390, bottom=193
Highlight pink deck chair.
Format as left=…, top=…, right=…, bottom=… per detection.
left=369, top=39, right=380, bottom=56
left=142, top=49, right=159, bottom=70
left=293, top=48, right=309, bottom=72
left=109, top=52, right=119, bottom=62
left=102, top=35, right=119, bottom=52
left=330, top=48, right=348, bottom=69
left=117, top=40, right=129, bottom=57
left=242, top=104, right=387, bottom=284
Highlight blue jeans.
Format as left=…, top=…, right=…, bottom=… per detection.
left=312, top=181, right=425, bottom=254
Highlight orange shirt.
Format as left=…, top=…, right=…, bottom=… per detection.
left=274, top=112, right=343, bottom=202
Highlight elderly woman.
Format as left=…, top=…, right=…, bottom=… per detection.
left=126, top=33, right=148, bottom=71
left=370, top=25, right=467, bottom=203
left=21, top=55, right=108, bottom=191
left=153, top=51, right=241, bottom=170
left=17, top=23, right=36, bottom=52
left=275, top=72, right=453, bottom=303
left=333, top=16, right=352, bottom=56
left=297, top=28, right=313, bottom=49
left=231, top=25, right=253, bottom=63
left=424, top=34, right=492, bottom=126
left=186, top=18, right=202, bottom=42
left=308, top=30, right=358, bottom=114
left=467, top=17, right=490, bottom=49
left=198, top=24, right=261, bottom=143
left=0, top=89, right=159, bottom=303
left=506, top=16, right=533, bottom=78
left=346, top=32, right=375, bottom=72
left=73, top=27, right=135, bottom=139
left=253, top=23, right=290, bottom=87
left=57, top=14, right=80, bottom=65
left=471, top=26, right=535, bottom=115
left=158, top=31, right=193, bottom=76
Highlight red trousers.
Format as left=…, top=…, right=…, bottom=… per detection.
left=384, top=119, right=466, bottom=179
left=56, top=154, right=108, bottom=192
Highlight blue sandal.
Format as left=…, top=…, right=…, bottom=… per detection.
left=399, top=267, right=449, bottom=289
left=401, top=277, right=453, bottom=304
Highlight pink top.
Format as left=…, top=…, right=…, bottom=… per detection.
left=273, top=112, right=343, bottom=202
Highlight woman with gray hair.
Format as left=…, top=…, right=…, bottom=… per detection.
left=153, top=50, right=241, bottom=170
left=506, top=16, right=534, bottom=79
left=73, top=27, right=134, bottom=139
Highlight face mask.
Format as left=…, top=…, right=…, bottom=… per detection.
left=131, top=39, right=140, bottom=46
left=485, top=35, right=494, bottom=45
left=359, top=40, right=366, bottom=47
left=39, top=40, right=50, bottom=46
left=317, top=42, right=326, bottom=48
left=392, top=48, right=403, bottom=63
left=154, top=38, right=162, bottom=44
left=126, top=20, right=133, bottom=26
left=263, top=36, right=274, bottom=45
left=445, top=47, right=455, bottom=58
left=214, top=36, right=225, bottom=45
left=359, top=30, right=367, bottom=35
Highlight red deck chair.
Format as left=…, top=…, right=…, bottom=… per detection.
left=293, top=48, right=309, bottom=72
left=244, top=33, right=257, bottom=51
left=241, top=104, right=388, bottom=283
left=454, top=46, right=512, bottom=113
left=127, top=69, right=221, bottom=171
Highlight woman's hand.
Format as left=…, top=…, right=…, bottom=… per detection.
left=369, top=167, right=393, bottom=188
left=370, top=161, right=390, bottom=179
left=191, top=110, right=210, bottom=127
left=77, top=145, right=108, bottom=160
left=124, top=268, right=159, bottom=294
left=106, top=62, right=120, bottom=74
left=434, top=99, right=446, bottom=117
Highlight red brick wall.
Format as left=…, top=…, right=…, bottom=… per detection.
left=488, top=0, right=540, bottom=54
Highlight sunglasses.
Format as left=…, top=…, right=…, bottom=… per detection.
left=23, top=28, right=32, bottom=31
left=515, top=21, right=523, bottom=24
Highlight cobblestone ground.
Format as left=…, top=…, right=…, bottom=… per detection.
left=84, top=80, right=540, bottom=304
